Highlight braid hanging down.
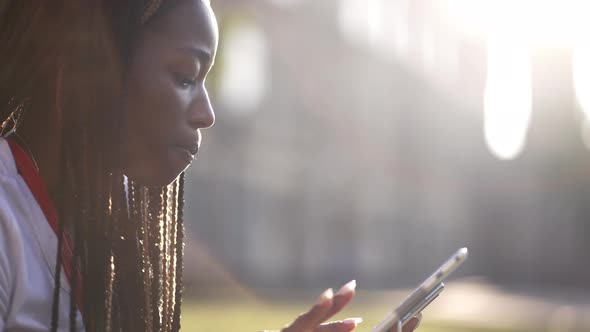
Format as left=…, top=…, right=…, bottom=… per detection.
left=0, top=1, right=188, bottom=331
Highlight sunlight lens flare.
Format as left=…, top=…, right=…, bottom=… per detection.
left=484, top=33, right=532, bottom=160
left=573, top=41, right=590, bottom=120
left=443, top=0, right=590, bottom=48
left=338, top=0, right=379, bottom=46
left=338, top=0, right=408, bottom=59
left=219, top=21, right=269, bottom=114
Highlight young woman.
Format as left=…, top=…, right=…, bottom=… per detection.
left=0, top=1, right=421, bottom=331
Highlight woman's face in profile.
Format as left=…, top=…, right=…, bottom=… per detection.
left=123, top=0, right=218, bottom=187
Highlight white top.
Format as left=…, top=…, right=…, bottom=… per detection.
left=0, top=138, right=84, bottom=331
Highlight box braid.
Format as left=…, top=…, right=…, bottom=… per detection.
left=1, top=1, right=189, bottom=331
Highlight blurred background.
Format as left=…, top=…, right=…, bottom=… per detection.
left=181, top=0, right=590, bottom=331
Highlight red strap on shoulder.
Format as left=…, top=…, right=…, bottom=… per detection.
left=6, top=138, right=84, bottom=316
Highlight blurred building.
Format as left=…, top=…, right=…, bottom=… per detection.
left=183, top=0, right=590, bottom=290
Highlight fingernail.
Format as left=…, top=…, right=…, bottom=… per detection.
left=342, top=317, right=363, bottom=327
left=336, top=279, right=357, bottom=295
left=415, top=313, right=423, bottom=329
left=317, top=288, right=334, bottom=305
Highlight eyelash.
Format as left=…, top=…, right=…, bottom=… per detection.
left=175, top=73, right=197, bottom=89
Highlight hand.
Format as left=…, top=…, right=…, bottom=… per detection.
left=278, top=280, right=422, bottom=332
left=387, top=313, right=422, bottom=332
left=281, top=280, right=361, bottom=332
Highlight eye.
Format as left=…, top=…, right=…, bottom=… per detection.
left=174, top=73, right=197, bottom=89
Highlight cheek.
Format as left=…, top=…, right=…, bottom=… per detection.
left=128, top=73, right=176, bottom=135
left=123, top=72, right=189, bottom=185
left=128, top=60, right=197, bottom=141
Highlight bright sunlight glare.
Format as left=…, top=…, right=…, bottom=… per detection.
left=484, top=30, right=532, bottom=160
left=445, top=0, right=588, bottom=160
left=338, top=0, right=588, bottom=159
left=338, top=0, right=384, bottom=47
left=219, top=21, right=269, bottom=114
left=338, top=0, right=409, bottom=59
left=573, top=41, right=590, bottom=120
left=266, top=0, right=303, bottom=9
left=443, top=0, right=590, bottom=48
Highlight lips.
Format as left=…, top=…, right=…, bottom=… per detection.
left=176, top=143, right=199, bottom=155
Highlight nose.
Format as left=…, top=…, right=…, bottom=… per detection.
left=188, top=85, right=215, bottom=129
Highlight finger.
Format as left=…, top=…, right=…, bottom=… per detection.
left=388, top=313, right=422, bottom=332
left=315, top=318, right=363, bottom=332
left=282, top=288, right=334, bottom=332
left=401, top=316, right=421, bottom=332
left=320, top=280, right=357, bottom=322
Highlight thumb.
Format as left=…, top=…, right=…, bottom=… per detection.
left=282, top=289, right=334, bottom=332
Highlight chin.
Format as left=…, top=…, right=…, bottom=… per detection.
left=135, top=171, right=184, bottom=187
left=139, top=176, right=178, bottom=188
left=125, top=165, right=186, bottom=188
left=124, top=151, right=193, bottom=187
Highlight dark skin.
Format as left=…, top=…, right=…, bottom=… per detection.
left=17, top=1, right=422, bottom=330
left=123, top=0, right=218, bottom=187
left=280, top=282, right=421, bottom=332
left=18, top=0, right=217, bottom=190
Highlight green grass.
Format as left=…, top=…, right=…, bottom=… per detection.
left=180, top=298, right=534, bottom=332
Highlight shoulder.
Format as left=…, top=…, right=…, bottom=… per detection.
left=0, top=137, right=30, bottom=231
left=0, top=137, right=37, bottom=231
left=0, top=138, right=18, bottom=179
left=0, top=137, right=25, bottom=252
left=0, top=156, right=26, bottom=324
left=0, top=137, right=41, bottom=325
left=0, top=137, right=19, bottom=186
left=0, top=137, right=53, bottom=271
left=0, top=136, right=32, bottom=287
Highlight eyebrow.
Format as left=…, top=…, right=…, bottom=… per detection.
left=178, top=46, right=214, bottom=66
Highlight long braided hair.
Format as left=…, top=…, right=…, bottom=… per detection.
left=0, top=1, right=187, bottom=331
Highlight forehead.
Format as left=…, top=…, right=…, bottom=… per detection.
left=142, top=0, right=218, bottom=54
